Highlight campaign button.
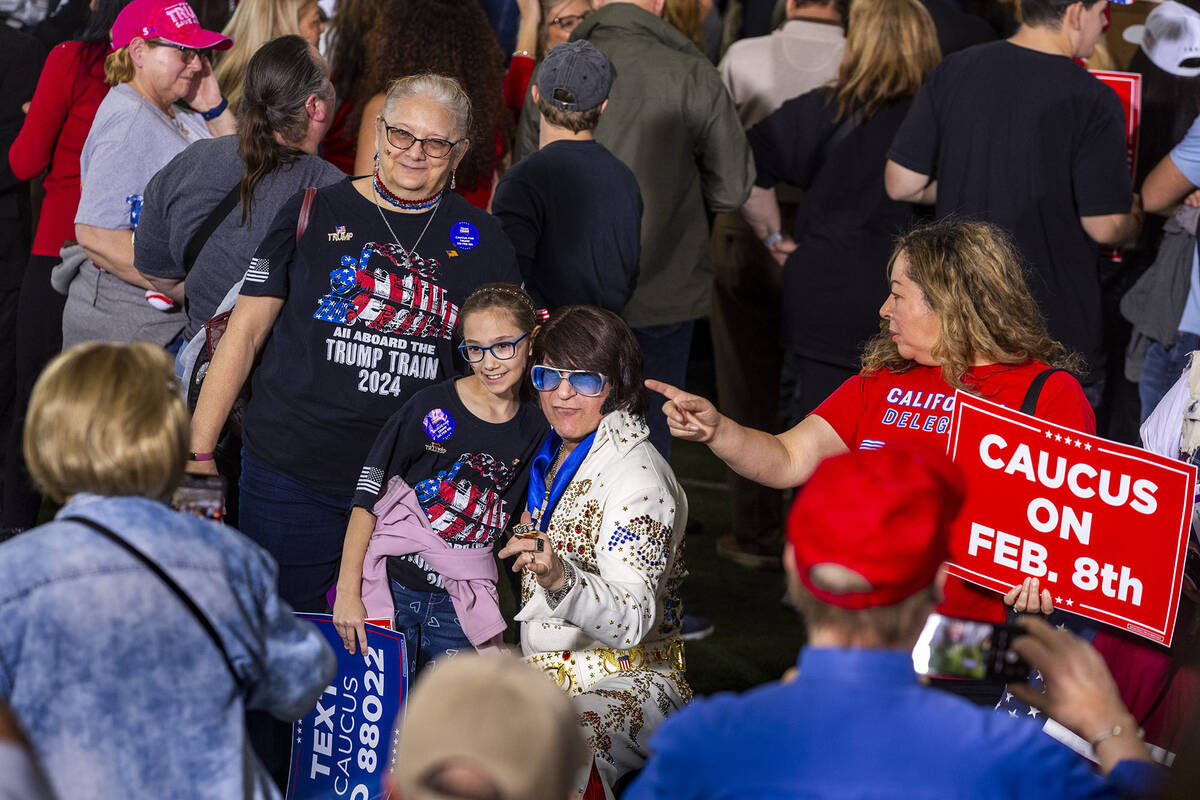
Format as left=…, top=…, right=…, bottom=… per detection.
left=423, top=408, right=455, bottom=442
left=450, top=221, right=480, bottom=250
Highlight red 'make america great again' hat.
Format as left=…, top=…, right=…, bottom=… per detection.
left=111, top=0, right=233, bottom=51
left=787, top=445, right=966, bottom=610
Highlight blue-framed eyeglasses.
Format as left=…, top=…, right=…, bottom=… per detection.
left=457, top=332, right=529, bottom=363
left=531, top=365, right=607, bottom=397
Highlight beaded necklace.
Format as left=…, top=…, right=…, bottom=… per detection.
left=372, top=168, right=443, bottom=211
left=372, top=178, right=440, bottom=270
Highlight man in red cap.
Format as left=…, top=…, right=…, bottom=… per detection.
left=626, top=446, right=1159, bottom=799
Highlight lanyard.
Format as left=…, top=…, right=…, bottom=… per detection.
left=526, top=431, right=595, bottom=532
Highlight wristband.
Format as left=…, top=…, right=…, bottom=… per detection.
left=200, top=96, right=228, bottom=121
left=189, top=452, right=215, bottom=462
left=545, top=560, right=576, bottom=609
left=762, top=231, right=783, bottom=249
left=1089, top=723, right=1143, bottom=750
left=512, top=49, right=533, bottom=58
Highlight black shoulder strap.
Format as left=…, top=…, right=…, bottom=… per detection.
left=182, top=183, right=242, bottom=275
left=63, top=515, right=241, bottom=685
left=1021, top=368, right=1066, bottom=415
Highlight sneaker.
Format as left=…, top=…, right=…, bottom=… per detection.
left=680, top=614, right=714, bottom=641
left=715, top=533, right=782, bottom=571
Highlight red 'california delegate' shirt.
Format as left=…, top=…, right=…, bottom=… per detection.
left=814, top=360, right=1096, bottom=623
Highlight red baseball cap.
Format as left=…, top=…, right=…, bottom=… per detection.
left=787, top=445, right=965, bottom=610
left=111, top=0, right=233, bottom=50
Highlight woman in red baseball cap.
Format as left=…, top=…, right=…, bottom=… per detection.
left=61, top=0, right=234, bottom=350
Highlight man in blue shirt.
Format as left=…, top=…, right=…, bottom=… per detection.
left=626, top=446, right=1159, bottom=799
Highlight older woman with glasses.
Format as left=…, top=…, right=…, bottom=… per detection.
left=189, top=72, right=521, bottom=615
left=61, top=0, right=235, bottom=350
left=497, top=305, right=690, bottom=797
left=322, top=0, right=508, bottom=209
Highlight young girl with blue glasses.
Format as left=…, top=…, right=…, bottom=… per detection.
left=332, top=283, right=547, bottom=676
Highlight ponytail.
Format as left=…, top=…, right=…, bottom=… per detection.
left=235, top=35, right=332, bottom=224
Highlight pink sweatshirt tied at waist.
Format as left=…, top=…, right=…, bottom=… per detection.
left=360, top=476, right=505, bottom=649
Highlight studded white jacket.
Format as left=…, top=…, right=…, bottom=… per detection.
left=516, top=411, right=688, bottom=658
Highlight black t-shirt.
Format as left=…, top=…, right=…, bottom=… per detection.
left=920, top=0, right=997, bottom=56
left=750, top=89, right=914, bottom=368
left=888, top=41, right=1132, bottom=373
left=491, top=139, right=642, bottom=313
left=352, top=379, right=548, bottom=592
left=239, top=178, right=522, bottom=495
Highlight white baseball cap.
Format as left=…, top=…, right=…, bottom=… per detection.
left=1123, top=1, right=1200, bottom=77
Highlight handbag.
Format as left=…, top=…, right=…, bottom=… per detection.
left=63, top=515, right=242, bottom=688
left=185, top=186, right=319, bottom=418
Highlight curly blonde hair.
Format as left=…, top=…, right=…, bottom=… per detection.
left=860, top=219, right=1083, bottom=393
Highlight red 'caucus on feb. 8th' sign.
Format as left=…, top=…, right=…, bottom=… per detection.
left=944, top=393, right=1195, bottom=646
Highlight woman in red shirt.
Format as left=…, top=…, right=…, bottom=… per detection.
left=650, top=219, right=1093, bottom=635
left=3, top=0, right=127, bottom=535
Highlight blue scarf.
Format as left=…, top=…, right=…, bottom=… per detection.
left=525, top=431, right=595, bottom=532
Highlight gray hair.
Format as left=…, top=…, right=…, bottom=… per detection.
left=381, top=73, right=473, bottom=142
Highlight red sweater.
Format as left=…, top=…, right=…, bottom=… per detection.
left=8, top=41, right=110, bottom=257
left=502, top=54, right=535, bottom=122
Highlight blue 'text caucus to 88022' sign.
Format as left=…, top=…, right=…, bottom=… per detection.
left=287, top=615, right=407, bottom=800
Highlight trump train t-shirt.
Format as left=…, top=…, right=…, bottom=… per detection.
left=239, top=179, right=521, bottom=495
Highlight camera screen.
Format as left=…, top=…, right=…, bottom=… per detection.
left=913, top=614, right=1000, bottom=680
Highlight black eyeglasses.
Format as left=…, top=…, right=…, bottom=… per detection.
left=148, top=40, right=203, bottom=64
left=531, top=365, right=607, bottom=397
left=379, top=120, right=460, bottom=159
left=458, top=332, right=529, bottom=363
left=549, top=11, right=590, bottom=32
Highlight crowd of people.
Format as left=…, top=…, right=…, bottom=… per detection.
left=2, top=0, right=1200, bottom=797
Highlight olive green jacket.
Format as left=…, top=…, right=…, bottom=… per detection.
left=514, top=3, right=754, bottom=328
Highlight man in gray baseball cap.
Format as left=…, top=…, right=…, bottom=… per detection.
left=535, top=39, right=615, bottom=112
left=492, top=40, right=643, bottom=316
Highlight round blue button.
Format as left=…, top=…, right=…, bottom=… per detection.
left=450, top=221, right=480, bottom=250
left=423, top=408, right=455, bottom=442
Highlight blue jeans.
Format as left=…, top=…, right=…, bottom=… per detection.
left=389, top=578, right=472, bottom=678
left=238, top=450, right=353, bottom=613
left=634, top=320, right=694, bottom=460
left=1139, top=331, right=1200, bottom=424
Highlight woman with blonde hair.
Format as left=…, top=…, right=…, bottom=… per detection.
left=717, top=0, right=941, bottom=569
left=0, top=341, right=334, bottom=798
left=214, top=0, right=325, bottom=110
left=650, top=217, right=1094, bottom=701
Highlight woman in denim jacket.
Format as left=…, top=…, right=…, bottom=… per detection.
left=0, top=342, right=335, bottom=799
